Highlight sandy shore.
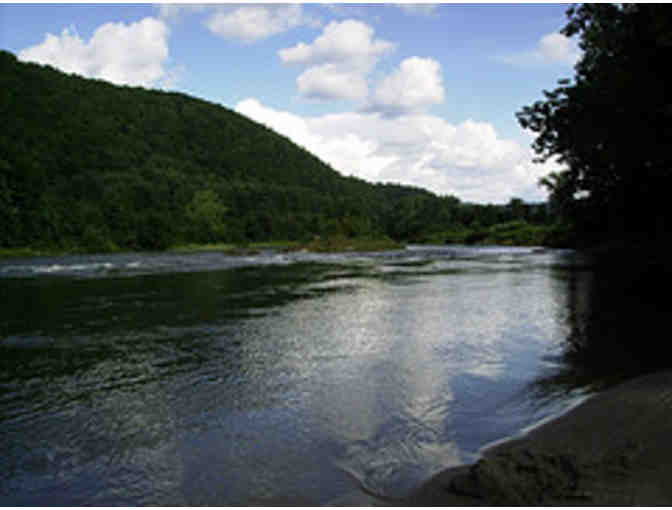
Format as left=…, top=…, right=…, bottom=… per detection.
left=405, top=370, right=672, bottom=506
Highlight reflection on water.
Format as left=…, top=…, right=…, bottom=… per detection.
left=0, top=246, right=631, bottom=505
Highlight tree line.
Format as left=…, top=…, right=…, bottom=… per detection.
left=518, top=4, right=672, bottom=371
left=517, top=4, right=672, bottom=248
left=1, top=50, right=553, bottom=253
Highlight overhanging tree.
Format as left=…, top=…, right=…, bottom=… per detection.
left=517, top=4, right=672, bottom=243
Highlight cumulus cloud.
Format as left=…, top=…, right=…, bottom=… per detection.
left=368, top=57, right=444, bottom=115
left=18, top=17, right=171, bottom=88
left=205, top=5, right=319, bottom=43
left=235, top=98, right=395, bottom=182
left=279, top=19, right=396, bottom=101
left=235, top=98, right=559, bottom=203
left=280, top=20, right=443, bottom=111
left=496, top=31, right=581, bottom=67
left=279, top=19, right=395, bottom=68
left=296, top=64, right=369, bottom=101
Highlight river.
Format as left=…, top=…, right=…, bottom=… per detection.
left=1, top=245, right=597, bottom=505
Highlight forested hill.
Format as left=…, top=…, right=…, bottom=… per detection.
left=1, top=50, right=548, bottom=252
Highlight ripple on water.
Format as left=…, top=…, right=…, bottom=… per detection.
left=0, top=246, right=594, bottom=505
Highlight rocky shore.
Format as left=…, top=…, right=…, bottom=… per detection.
left=406, top=370, right=672, bottom=506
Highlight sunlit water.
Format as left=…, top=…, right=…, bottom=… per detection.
left=1, top=245, right=595, bottom=505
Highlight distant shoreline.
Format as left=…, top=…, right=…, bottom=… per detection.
left=407, top=370, right=672, bottom=506
left=0, top=237, right=405, bottom=259
left=0, top=234, right=558, bottom=259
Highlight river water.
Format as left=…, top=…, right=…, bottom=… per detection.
left=1, top=245, right=596, bottom=505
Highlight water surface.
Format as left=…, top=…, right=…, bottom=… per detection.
left=1, top=245, right=594, bottom=505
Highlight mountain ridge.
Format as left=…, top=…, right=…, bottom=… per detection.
left=0, top=50, right=549, bottom=252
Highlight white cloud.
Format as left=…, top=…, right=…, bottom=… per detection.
left=205, top=5, right=319, bottom=43
left=18, top=17, right=171, bottom=88
left=279, top=19, right=396, bottom=101
left=369, top=57, right=444, bottom=115
left=496, top=31, right=581, bottom=68
left=296, top=64, right=369, bottom=101
left=279, top=19, right=394, bottom=68
left=157, top=4, right=208, bottom=23
left=235, top=98, right=560, bottom=203
left=537, top=32, right=581, bottom=65
left=235, top=98, right=394, bottom=182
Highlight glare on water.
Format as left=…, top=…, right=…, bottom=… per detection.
left=0, top=246, right=594, bottom=505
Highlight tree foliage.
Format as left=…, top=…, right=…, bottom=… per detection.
left=0, top=50, right=550, bottom=252
left=517, top=4, right=672, bottom=244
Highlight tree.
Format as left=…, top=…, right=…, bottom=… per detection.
left=506, top=198, right=527, bottom=222
left=538, top=171, right=582, bottom=226
left=517, top=4, right=672, bottom=243
left=185, top=189, right=228, bottom=243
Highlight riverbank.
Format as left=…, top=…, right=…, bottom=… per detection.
left=171, top=237, right=405, bottom=254
left=0, top=237, right=405, bottom=259
left=0, top=220, right=568, bottom=259
left=407, top=370, right=672, bottom=506
left=419, top=221, right=568, bottom=247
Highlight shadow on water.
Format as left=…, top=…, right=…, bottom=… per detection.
left=531, top=244, right=672, bottom=400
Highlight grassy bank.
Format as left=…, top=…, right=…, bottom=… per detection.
left=170, top=237, right=404, bottom=255
left=299, top=236, right=404, bottom=253
left=0, top=237, right=404, bottom=259
left=0, top=223, right=573, bottom=259
left=0, top=245, right=124, bottom=258
left=417, top=221, right=574, bottom=248
left=0, top=221, right=576, bottom=259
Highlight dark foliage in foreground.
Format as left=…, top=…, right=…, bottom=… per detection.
left=517, top=4, right=672, bottom=246
left=518, top=4, right=672, bottom=369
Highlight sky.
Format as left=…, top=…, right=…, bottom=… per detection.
left=0, top=3, right=579, bottom=204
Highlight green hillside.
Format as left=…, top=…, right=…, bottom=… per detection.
left=0, top=50, right=551, bottom=252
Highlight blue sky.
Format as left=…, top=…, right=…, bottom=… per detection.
left=0, top=3, right=578, bottom=204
